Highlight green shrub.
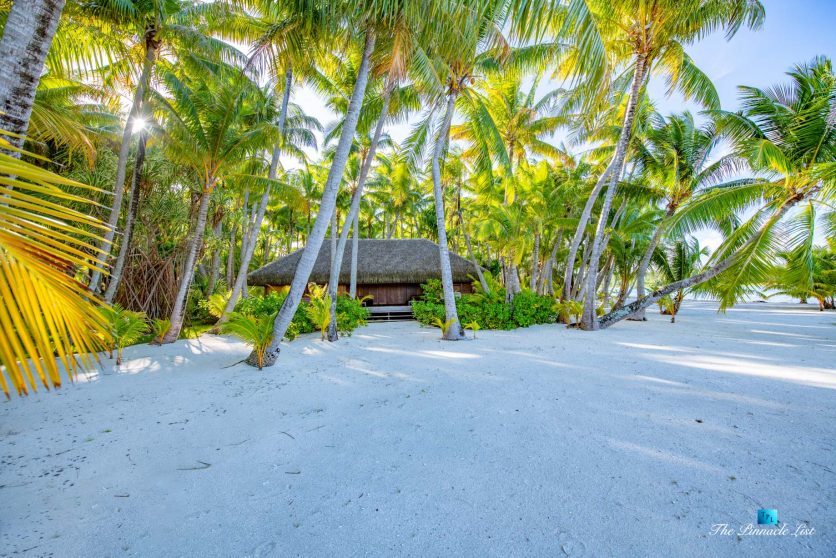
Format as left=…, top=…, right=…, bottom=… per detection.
left=511, top=290, right=558, bottom=327
left=411, top=300, right=445, bottom=325
left=419, top=278, right=444, bottom=304
left=411, top=282, right=557, bottom=331
left=235, top=291, right=286, bottom=316
left=200, top=291, right=230, bottom=319
left=233, top=291, right=367, bottom=341
left=336, top=295, right=370, bottom=334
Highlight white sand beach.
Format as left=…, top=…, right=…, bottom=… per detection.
left=1, top=301, right=834, bottom=557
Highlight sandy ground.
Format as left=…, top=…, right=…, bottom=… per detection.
left=1, top=301, right=834, bottom=557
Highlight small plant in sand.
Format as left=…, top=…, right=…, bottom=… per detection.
left=222, top=311, right=277, bottom=369
left=150, top=318, right=171, bottom=345
left=465, top=321, right=481, bottom=339
left=658, top=294, right=677, bottom=323
left=101, top=304, right=149, bottom=365
left=561, top=300, right=584, bottom=326
left=304, top=283, right=332, bottom=340
left=433, top=317, right=457, bottom=337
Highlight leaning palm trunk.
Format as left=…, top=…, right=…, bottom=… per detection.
left=530, top=232, right=540, bottom=291
left=562, top=165, right=612, bottom=301
left=162, top=179, right=215, bottom=342
left=0, top=0, right=66, bottom=151
left=349, top=211, right=359, bottom=298
left=540, top=235, right=561, bottom=295
left=580, top=55, right=648, bottom=330
left=218, top=70, right=293, bottom=327
left=326, top=77, right=394, bottom=341
left=599, top=199, right=799, bottom=329
left=629, top=210, right=673, bottom=320
left=461, top=215, right=489, bottom=293
left=89, top=37, right=158, bottom=294
left=250, top=31, right=376, bottom=367
left=206, top=219, right=223, bottom=295
left=431, top=89, right=465, bottom=340
left=217, top=182, right=271, bottom=327
left=225, top=222, right=237, bottom=286
left=103, top=129, right=148, bottom=303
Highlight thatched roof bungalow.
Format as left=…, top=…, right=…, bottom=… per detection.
left=248, top=239, right=478, bottom=306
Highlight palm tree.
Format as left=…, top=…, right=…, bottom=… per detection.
left=85, top=0, right=245, bottom=294
left=211, top=0, right=328, bottom=326
left=216, top=96, right=322, bottom=328
left=629, top=111, right=739, bottom=319
left=557, top=0, right=765, bottom=329
left=253, top=10, right=380, bottom=367
left=416, top=0, right=522, bottom=340
left=0, top=0, right=67, bottom=150
left=0, top=132, right=109, bottom=397
left=601, top=57, right=836, bottom=328
left=155, top=63, right=277, bottom=342
left=651, top=236, right=709, bottom=314
left=326, top=31, right=422, bottom=340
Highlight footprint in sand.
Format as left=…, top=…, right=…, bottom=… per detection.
left=553, top=529, right=589, bottom=557
left=249, top=541, right=277, bottom=557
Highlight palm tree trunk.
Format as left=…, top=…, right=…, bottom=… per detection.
left=602, top=255, right=614, bottom=309
left=103, top=129, right=147, bottom=303
left=226, top=221, right=236, bottom=286
left=162, top=180, right=214, bottom=343
left=218, top=183, right=271, bottom=325
left=0, top=0, right=66, bottom=150
left=206, top=219, right=223, bottom=296
left=461, top=215, right=489, bottom=293
left=562, top=164, right=613, bottom=300
left=541, top=235, right=561, bottom=295
left=530, top=231, right=540, bottom=291
left=327, top=77, right=394, bottom=341
left=629, top=209, right=673, bottom=320
left=252, top=30, right=376, bottom=367
left=431, top=88, right=465, bottom=340
left=217, top=69, right=293, bottom=326
left=571, top=235, right=591, bottom=299
left=88, top=35, right=158, bottom=293
left=240, top=188, right=250, bottom=261
left=580, top=55, right=648, bottom=330
left=350, top=210, right=359, bottom=298
left=599, top=198, right=799, bottom=329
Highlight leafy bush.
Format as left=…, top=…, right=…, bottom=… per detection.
left=200, top=291, right=230, bottom=319
left=410, top=300, right=445, bottom=325
left=510, top=290, right=558, bottom=327
left=235, top=291, right=286, bottom=316
left=336, top=295, right=370, bottom=334
left=419, top=278, right=444, bottom=304
left=232, top=288, right=368, bottom=341
left=411, top=281, right=557, bottom=330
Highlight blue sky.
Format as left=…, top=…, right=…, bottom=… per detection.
left=649, top=0, right=836, bottom=116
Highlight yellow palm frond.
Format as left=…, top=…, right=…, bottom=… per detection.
left=0, top=133, right=110, bottom=398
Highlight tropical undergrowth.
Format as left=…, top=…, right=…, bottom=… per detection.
left=234, top=290, right=369, bottom=341
left=411, top=279, right=558, bottom=330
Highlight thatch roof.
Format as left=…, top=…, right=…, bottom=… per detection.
left=248, top=239, right=479, bottom=286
